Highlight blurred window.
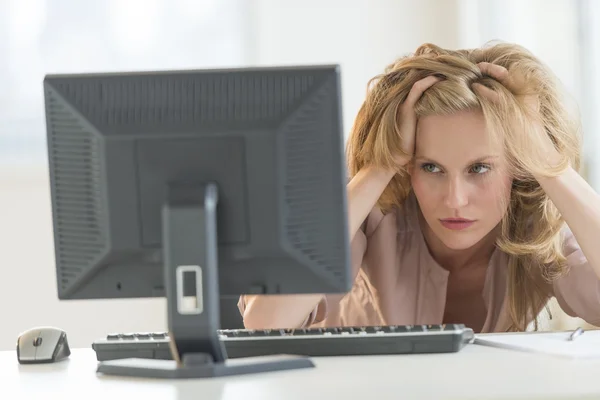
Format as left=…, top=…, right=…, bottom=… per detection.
left=0, top=0, right=247, bottom=166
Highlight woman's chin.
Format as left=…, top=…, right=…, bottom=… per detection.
left=436, top=231, right=485, bottom=251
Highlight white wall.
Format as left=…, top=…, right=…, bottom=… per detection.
left=578, top=0, right=600, bottom=189
left=248, top=0, right=462, bottom=138
left=0, top=1, right=463, bottom=351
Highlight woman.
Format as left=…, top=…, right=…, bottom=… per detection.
left=239, top=42, right=600, bottom=333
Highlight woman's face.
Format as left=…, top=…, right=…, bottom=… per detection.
left=410, top=109, right=513, bottom=250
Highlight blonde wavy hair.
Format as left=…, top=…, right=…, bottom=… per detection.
left=346, top=42, right=582, bottom=331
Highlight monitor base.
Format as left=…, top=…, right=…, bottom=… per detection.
left=97, top=353, right=314, bottom=379
left=110, top=182, right=316, bottom=380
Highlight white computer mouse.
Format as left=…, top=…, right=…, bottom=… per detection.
left=17, top=326, right=71, bottom=364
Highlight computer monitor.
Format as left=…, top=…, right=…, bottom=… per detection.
left=43, top=65, right=351, bottom=378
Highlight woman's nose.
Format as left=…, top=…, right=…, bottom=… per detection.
left=444, top=177, right=469, bottom=209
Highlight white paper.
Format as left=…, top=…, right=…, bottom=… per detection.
left=474, top=330, right=600, bottom=358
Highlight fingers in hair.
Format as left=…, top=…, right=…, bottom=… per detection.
left=472, top=82, right=500, bottom=103
left=477, top=62, right=509, bottom=83
left=404, top=75, right=442, bottom=107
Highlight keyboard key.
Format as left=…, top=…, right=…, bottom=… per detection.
left=150, top=333, right=167, bottom=339
left=290, top=329, right=310, bottom=336
left=135, top=333, right=151, bottom=339
left=387, top=325, right=409, bottom=333
left=233, top=330, right=253, bottom=337
left=443, top=324, right=463, bottom=331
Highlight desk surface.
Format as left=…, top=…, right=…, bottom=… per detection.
left=3, top=342, right=600, bottom=400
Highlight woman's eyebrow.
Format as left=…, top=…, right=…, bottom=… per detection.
left=413, top=155, right=499, bottom=168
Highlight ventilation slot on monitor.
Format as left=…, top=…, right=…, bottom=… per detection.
left=53, top=73, right=316, bottom=129
left=282, top=79, right=345, bottom=280
left=46, top=90, right=107, bottom=294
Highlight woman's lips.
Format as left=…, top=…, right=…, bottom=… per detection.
left=439, top=218, right=475, bottom=231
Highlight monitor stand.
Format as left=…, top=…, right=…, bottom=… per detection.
left=96, top=182, right=314, bottom=379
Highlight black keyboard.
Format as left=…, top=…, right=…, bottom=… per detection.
left=92, top=324, right=474, bottom=361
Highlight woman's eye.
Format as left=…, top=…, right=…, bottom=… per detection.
left=470, top=164, right=490, bottom=174
left=421, top=163, right=441, bottom=173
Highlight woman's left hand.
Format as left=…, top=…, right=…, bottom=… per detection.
left=472, top=62, right=562, bottom=172
left=473, top=61, right=600, bottom=289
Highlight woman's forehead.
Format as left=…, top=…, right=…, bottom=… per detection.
left=414, top=110, right=506, bottom=166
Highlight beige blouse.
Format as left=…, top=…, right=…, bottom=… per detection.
left=239, top=194, right=600, bottom=332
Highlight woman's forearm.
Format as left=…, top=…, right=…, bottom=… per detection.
left=347, top=165, right=396, bottom=241
left=241, top=294, right=325, bottom=329
left=536, top=167, right=600, bottom=280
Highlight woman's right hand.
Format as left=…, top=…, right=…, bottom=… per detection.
left=395, top=75, right=443, bottom=166
left=347, top=75, right=442, bottom=242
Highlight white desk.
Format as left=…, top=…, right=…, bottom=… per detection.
left=3, top=343, right=600, bottom=400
